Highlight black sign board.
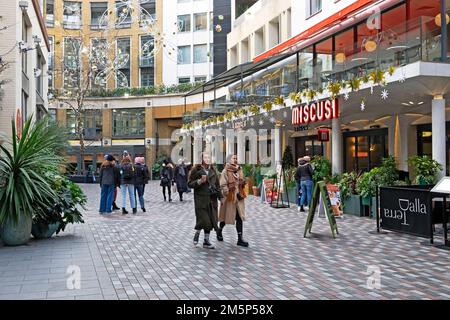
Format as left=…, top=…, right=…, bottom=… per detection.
left=380, top=187, right=432, bottom=238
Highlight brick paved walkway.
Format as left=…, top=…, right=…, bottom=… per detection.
left=0, top=182, right=449, bottom=300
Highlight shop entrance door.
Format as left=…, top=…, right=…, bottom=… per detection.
left=295, top=135, right=324, bottom=162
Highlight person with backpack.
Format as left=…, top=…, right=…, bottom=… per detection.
left=160, top=159, right=174, bottom=202
left=296, top=156, right=314, bottom=212
left=134, top=156, right=150, bottom=212
left=119, top=157, right=137, bottom=214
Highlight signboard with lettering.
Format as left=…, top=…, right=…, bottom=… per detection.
left=232, top=119, right=247, bottom=129
left=292, top=98, right=339, bottom=126
left=318, top=129, right=330, bottom=142
left=263, top=179, right=277, bottom=204
left=380, top=187, right=432, bottom=238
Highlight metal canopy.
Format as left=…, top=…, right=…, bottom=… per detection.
left=184, top=52, right=293, bottom=97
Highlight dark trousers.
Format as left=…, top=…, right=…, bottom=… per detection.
left=162, top=185, right=171, bottom=200
left=99, top=184, right=115, bottom=213
left=220, top=210, right=243, bottom=234
left=135, top=184, right=145, bottom=209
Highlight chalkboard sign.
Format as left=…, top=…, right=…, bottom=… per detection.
left=304, top=181, right=339, bottom=238
left=380, top=187, right=432, bottom=238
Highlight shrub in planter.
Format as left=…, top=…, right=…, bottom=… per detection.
left=32, top=170, right=86, bottom=239
left=408, top=155, right=443, bottom=185
left=310, top=156, right=331, bottom=183
left=0, top=117, right=64, bottom=246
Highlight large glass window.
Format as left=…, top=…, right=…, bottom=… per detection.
left=46, top=0, right=54, bottom=27
left=417, top=122, right=450, bottom=175
left=314, top=37, right=333, bottom=88
left=115, top=0, right=132, bottom=28
left=295, top=136, right=323, bottom=161
left=66, top=109, right=102, bottom=139
left=140, top=0, right=156, bottom=27
left=91, top=38, right=108, bottom=89
left=112, top=108, right=145, bottom=137
left=177, top=15, right=191, bottom=32
left=344, top=129, right=388, bottom=173
left=141, top=67, right=154, bottom=87
left=63, top=37, right=81, bottom=89
left=297, top=46, right=314, bottom=91
left=193, top=44, right=207, bottom=63
left=91, top=2, right=107, bottom=29
left=63, top=1, right=82, bottom=29
left=140, top=36, right=154, bottom=67
left=194, top=13, right=207, bottom=31
left=178, top=45, right=191, bottom=64
left=116, top=38, right=131, bottom=87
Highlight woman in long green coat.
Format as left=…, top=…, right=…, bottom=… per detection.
left=188, top=153, right=222, bottom=249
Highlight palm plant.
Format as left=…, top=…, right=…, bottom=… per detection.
left=0, top=116, right=65, bottom=226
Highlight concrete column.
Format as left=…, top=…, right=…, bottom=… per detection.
left=274, top=123, right=282, bottom=165
left=394, top=115, right=410, bottom=172
left=331, top=117, right=343, bottom=175
left=387, top=117, right=396, bottom=157
left=432, top=96, right=446, bottom=178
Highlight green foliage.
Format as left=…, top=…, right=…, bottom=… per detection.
left=241, top=164, right=254, bottom=178
left=33, top=169, right=86, bottom=234
left=0, top=117, right=65, bottom=226
left=282, top=145, right=294, bottom=169
left=337, top=172, right=359, bottom=201
left=356, top=156, right=399, bottom=198
left=408, top=155, right=443, bottom=185
left=310, top=156, right=332, bottom=183
left=356, top=171, right=377, bottom=198
left=152, top=154, right=168, bottom=180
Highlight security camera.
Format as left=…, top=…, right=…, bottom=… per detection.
left=18, top=41, right=31, bottom=52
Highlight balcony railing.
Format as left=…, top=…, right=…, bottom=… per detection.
left=227, top=16, right=446, bottom=102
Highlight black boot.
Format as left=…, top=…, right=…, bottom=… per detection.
left=216, top=228, right=223, bottom=241
left=112, top=202, right=120, bottom=210
left=300, top=205, right=305, bottom=212
left=237, top=233, right=249, bottom=247
left=132, top=208, right=137, bottom=214
left=142, top=207, right=146, bottom=212
left=122, top=208, right=128, bottom=215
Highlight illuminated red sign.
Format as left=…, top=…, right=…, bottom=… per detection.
left=292, top=99, right=339, bottom=126
left=318, top=129, right=330, bottom=142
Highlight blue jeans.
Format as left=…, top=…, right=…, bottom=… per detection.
left=121, top=184, right=136, bottom=209
left=300, top=180, right=314, bottom=207
left=297, top=182, right=302, bottom=206
left=99, top=184, right=115, bottom=213
left=135, top=184, right=145, bottom=209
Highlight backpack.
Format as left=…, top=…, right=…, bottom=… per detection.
left=121, top=164, right=134, bottom=180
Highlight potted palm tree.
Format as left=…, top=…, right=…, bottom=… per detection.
left=0, top=117, right=63, bottom=246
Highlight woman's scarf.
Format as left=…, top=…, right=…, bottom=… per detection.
left=179, top=165, right=186, bottom=177
left=225, top=163, right=246, bottom=202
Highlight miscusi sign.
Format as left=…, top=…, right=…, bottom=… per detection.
left=292, top=99, right=339, bottom=125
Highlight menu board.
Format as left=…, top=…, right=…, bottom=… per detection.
left=326, top=184, right=343, bottom=217
left=263, top=179, right=277, bottom=204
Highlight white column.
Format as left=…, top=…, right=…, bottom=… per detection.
left=274, top=124, right=282, bottom=165
left=387, top=117, right=396, bottom=157
left=432, top=96, right=446, bottom=178
left=331, top=117, right=343, bottom=175
left=394, top=115, right=410, bottom=172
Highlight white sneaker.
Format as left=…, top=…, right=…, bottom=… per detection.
left=297, top=207, right=301, bottom=212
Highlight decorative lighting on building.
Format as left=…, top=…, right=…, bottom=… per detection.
left=435, top=13, right=450, bottom=26
left=335, top=52, right=346, bottom=64
left=364, top=39, right=377, bottom=52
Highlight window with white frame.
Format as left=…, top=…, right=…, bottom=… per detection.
left=194, top=13, right=207, bottom=31
left=178, top=45, right=191, bottom=64
left=116, top=37, right=131, bottom=87
left=193, top=44, right=207, bottom=63
left=194, top=76, right=206, bottom=83
left=177, top=14, right=191, bottom=32
left=63, top=1, right=82, bottom=29
left=178, top=77, right=191, bottom=84
left=307, top=0, right=322, bottom=17
left=46, top=0, right=54, bottom=27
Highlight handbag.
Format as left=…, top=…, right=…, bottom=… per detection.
left=172, top=184, right=177, bottom=193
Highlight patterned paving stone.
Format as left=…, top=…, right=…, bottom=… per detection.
left=0, top=182, right=449, bottom=300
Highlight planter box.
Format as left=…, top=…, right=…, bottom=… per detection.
left=343, top=194, right=363, bottom=216
left=361, top=196, right=377, bottom=218
left=281, top=187, right=298, bottom=204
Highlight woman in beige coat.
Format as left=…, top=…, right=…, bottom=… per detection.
left=217, top=154, right=249, bottom=247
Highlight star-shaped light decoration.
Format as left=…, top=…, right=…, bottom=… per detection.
left=259, top=119, right=264, bottom=126
left=360, top=99, right=366, bottom=111
left=343, top=92, right=350, bottom=101
left=269, top=117, right=276, bottom=123
left=381, top=89, right=389, bottom=100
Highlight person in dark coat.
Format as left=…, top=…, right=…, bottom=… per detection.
left=296, top=156, right=314, bottom=212
left=160, top=159, right=174, bottom=202
left=134, top=157, right=150, bottom=212
left=188, top=152, right=222, bottom=249
left=99, top=155, right=120, bottom=215
left=174, top=159, right=189, bottom=201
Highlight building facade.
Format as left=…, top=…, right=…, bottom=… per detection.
left=0, top=0, right=50, bottom=143
left=192, top=0, right=450, bottom=181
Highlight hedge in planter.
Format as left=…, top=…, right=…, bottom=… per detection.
left=0, top=117, right=64, bottom=246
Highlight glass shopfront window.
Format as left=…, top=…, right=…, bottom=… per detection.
left=297, top=46, right=314, bottom=91
left=344, top=129, right=388, bottom=173
left=66, top=109, right=102, bottom=139
left=417, top=122, right=450, bottom=175
left=295, top=135, right=324, bottom=161
left=112, top=108, right=145, bottom=137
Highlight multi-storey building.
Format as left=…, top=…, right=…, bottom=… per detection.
left=0, top=0, right=50, bottom=143
left=43, top=0, right=227, bottom=175
left=192, top=0, right=450, bottom=181
left=162, top=0, right=231, bottom=85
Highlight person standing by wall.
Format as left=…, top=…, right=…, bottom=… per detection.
left=99, top=155, right=119, bottom=215
left=134, top=157, right=150, bottom=212
left=174, top=159, right=189, bottom=201
left=296, top=156, right=314, bottom=212
left=188, top=153, right=222, bottom=249
left=119, top=157, right=137, bottom=214
left=160, top=159, right=174, bottom=202
left=217, top=154, right=249, bottom=247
